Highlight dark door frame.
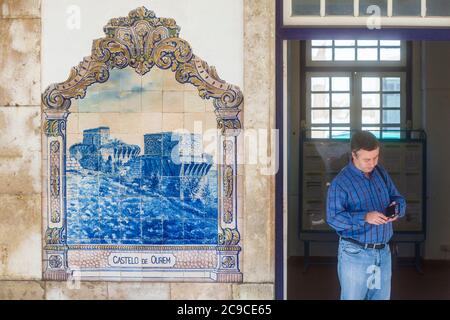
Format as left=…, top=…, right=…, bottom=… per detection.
left=275, top=0, right=450, bottom=300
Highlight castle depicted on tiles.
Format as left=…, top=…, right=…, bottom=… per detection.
left=68, top=127, right=141, bottom=173
left=68, top=127, right=214, bottom=196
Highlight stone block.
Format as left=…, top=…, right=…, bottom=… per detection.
left=107, top=282, right=170, bottom=300
left=0, top=107, right=41, bottom=194
left=0, top=0, right=41, bottom=18
left=232, top=284, right=274, bottom=300
left=0, top=194, right=41, bottom=280
left=0, top=281, right=45, bottom=300
left=241, top=0, right=275, bottom=284
left=170, top=283, right=232, bottom=300
left=242, top=170, right=274, bottom=283
left=0, top=19, right=40, bottom=106
left=45, top=281, right=108, bottom=300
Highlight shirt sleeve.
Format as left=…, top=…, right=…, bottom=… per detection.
left=379, top=166, right=407, bottom=218
left=326, top=182, right=367, bottom=232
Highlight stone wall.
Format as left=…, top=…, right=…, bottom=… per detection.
left=0, top=0, right=276, bottom=299
left=0, top=281, right=274, bottom=300
left=242, top=0, right=276, bottom=284
left=0, top=0, right=42, bottom=281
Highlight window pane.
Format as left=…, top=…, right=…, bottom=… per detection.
left=362, top=77, right=380, bottom=92
left=382, top=128, right=401, bottom=139
left=311, top=127, right=330, bottom=139
left=335, top=48, right=355, bottom=61
left=312, top=110, right=330, bottom=124
left=382, top=94, right=401, bottom=108
left=362, top=110, right=380, bottom=124
left=292, top=0, right=321, bottom=16
left=335, top=40, right=355, bottom=46
left=383, top=110, right=401, bottom=124
left=363, top=126, right=381, bottom=138
left=326, top=0, right=354, bottom=15
left=382, top=78, right=401, bottom=91
left=380, top=48, right=401, bottom=61
left=311, top=93, right=329, bottom=108
left=311, top=40, right=333, bottom=46
left=332, top=77, right=350, bottom=91
left=357, top=48, right=378, bottom=61
left=332, top=109, right=350, bottom=123
left=380, top=40, right=401, bottom=46
left=332, top=93, right=350, bottom=108
left=311, top=77, right=329, bottom=91
left=393, top=0, right=421, bottom=16
left=357, top=40, right=378, bottom=46
left=312, top=48, right=332, bottom=61
left=427, top=0, right=450, bottom=16
left=332, top=127, right=351, bottom=139
left=362, top=94, right=380, bottom=108
left=360, top=0, right=388, bottom=16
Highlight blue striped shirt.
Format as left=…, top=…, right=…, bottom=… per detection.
left=326, top=160, right=406, bottom=244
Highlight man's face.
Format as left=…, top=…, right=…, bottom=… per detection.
left=352, top=147, right=380, bottom=173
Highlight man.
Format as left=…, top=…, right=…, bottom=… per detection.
left=326, top=130, right=406, bottom=300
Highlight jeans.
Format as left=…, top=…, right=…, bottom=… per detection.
left=337, top=238, right=392, bottom=300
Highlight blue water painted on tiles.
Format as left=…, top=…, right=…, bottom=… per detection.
left=66, top=127, right=218, bottom=245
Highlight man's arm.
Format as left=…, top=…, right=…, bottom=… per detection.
left=380, top=167, right=407, bottom=218
left=326, top=182, right=367, bottom=232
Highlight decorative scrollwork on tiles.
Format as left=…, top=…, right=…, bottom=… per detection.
left=218, top=118, right=241, bottom=135
left=42, top=6, right=243, bottom=115
left=224, top=140, right=233, bottom=154
left=103, top=7, right=180, bottom=38
left=176, top=57, right=243, bottom=110
left=223, top=197, right=233, bottom=224
left=45, top=227, right=66, bottom=245
left=92, top=38, right=131, bottom=68
left=223, top=140, right=234, bottom=166
left=42, top=56, right=111, bottom=111
left=50, top=141, right=61, bottom=223
left=221, top=256, right=236, bottom=269
left=218, top=228, right=240, bottom=246
left=223, top=165, right=233, bottom=198
left=153, top=37, right=193, bottom=71
left=45, top=120, right=59, bottom=137
left=49, top=255, right=63, bottom=269
left=45, top=119, right=66, bottom=137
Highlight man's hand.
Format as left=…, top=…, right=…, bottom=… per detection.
left=386, top=215, right=399, bottom=223
left=365, top=211, right=389, bottom=225
left=385, top=201, right=399, bottom=223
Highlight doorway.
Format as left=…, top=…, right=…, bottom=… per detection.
left=276, top=1, right=450, bottom=299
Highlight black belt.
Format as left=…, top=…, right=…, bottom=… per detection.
left=341, top=237, right=387, bottom=249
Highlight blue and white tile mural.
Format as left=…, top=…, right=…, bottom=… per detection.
left=66, top=127, right=218, bottom=245
left=42, top=7, right=243, bottom=282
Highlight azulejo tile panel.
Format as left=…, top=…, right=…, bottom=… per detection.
left=66, top=127, right=218, bottom=245
left=41, top=7, right=243, bottom=282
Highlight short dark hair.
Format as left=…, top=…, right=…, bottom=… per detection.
left=351, top=130, right=380, bottom=153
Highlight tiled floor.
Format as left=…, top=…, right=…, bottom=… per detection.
left=287, top=256, right=450, bottom=300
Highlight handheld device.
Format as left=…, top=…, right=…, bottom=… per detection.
left=385, top=202, right=398, bottom=218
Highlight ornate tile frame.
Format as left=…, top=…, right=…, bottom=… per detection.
left=41, top=7, right=243, bottom=282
